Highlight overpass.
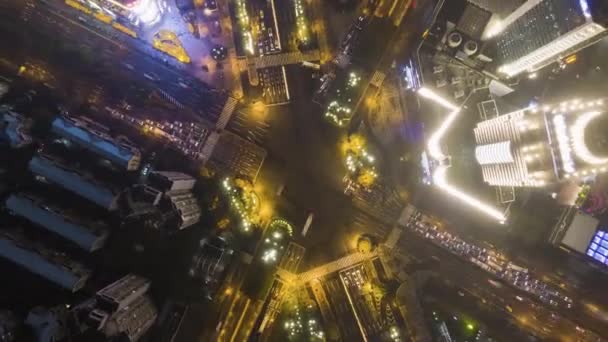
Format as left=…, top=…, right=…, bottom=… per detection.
left=276, top=251, right=378, bottom=286
left=238, top=50, right=321, bottom=73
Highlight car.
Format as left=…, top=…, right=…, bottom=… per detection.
left=143, top=72, right=160, bottom=81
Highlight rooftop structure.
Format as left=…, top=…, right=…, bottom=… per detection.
left=457, top=3, right=492, bottom=39
left=493, top=0, right=608, bottom=77
left=96, top=274, right=151, bottom=313
left=103, top=295, right=157, bottom=342
left=5, top=193, right=109, bottom=252
left=25, top=307, right=67, bottom=342
left=466, top=0, right=525, bottom=18
left=149, top=171, right=196, bottom=193
left=0, top=228, right=91, bottom=292
left=474, top=98, right=608, bottom=188
left=0, top=108, right=32, bottom=148
left=28, top=154, right=120, bottom=210
left=51, top=115, right=141, bottom=171
left=189, top=237, right=233, bottom=296
left=82, top=275, right=157, bottom=342
left=164, top=191, right=201, bottom=231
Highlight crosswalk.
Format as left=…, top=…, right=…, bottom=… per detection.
left=157, top=89, right=185, bottom=109
left=216, top=97, right=238, bottom=130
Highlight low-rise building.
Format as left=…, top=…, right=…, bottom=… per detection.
left=51, top=115, right=141, bottom=171
left=0, top=228, right=91, bottom=292
left=75, top=274, right=158, bottom=342
left=0, top=108, right=32, bottom=148
left=5, top=193, right=109, bottom=252
left=28, top=154, right=120, bottom=211
left=149, top=171, right=196, bottom=193
left=163, top=191, right=201, bottom=231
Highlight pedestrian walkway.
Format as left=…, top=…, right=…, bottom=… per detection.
left=244, top=50, right=321, bottom=70
left=277, top=251, right=378, bottom=286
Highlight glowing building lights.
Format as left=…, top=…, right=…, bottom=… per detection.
left=571, top=111, right=608, bottom=165
left=494, top=0, right=606, bottom=78
left=418, top=87, right=506, bottom=222
left=131, top=0, right=160, bottom=25
left=433, top=166, right=506, bottom=222
left=475, top=142, right=514, bottom=165
left=553, top=114, right=575, bottom=173
left=418, top=87, right=458, bottom=111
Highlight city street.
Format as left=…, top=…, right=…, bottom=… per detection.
left=398, top=228, right=608, bottom=339
left=4, top=0, right=228, bottom=123
left=253, top=0, right=438, bottom=268
left=6, top=0, right=608, bottom=341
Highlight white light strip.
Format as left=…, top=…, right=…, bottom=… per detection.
left=434, top=166, right=507, bottom=221
left=418, top=87, right=458, bottom=111
left=419, top=88, right=459, bottom=161
left=571, top=111, right=608, bottom=165
left=418, top=87, right=506, bottom=222
left=553, top=114, right=575, bottom=173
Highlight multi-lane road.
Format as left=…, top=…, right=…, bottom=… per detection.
left=398, top=228, right=608, bottom=340
left=3, top=0, right=228, bottom=123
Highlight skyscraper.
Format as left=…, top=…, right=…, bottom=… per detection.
left=474, top=98, right=608, bottom=187
left=75, top=274, right=158, bottom=342
left=494, top=0, right=608, bottom=77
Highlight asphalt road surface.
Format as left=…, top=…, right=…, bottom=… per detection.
left=3, top=0, right=227, bottom=123
left=398, top=229, right=608, bottom=339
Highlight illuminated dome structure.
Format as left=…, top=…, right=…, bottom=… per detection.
left=582, top=113, right=608, bottom=163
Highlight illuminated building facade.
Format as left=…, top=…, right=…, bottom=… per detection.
left=495, top=0, right=608, bottom=77
left=79, top=0, right=164, bottom=27
left=474, top=98, right=608, bottom=187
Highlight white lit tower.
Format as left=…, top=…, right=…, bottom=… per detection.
left=491, top=0, right=608, bottom=77
left=474, top=98, right=608, bottom=187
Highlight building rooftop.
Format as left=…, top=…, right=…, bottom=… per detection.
left=96, top=274, right=151, bottom=313
left=149, top=171, right=196, bottom=193
left=457, top=3, right=492, bottom=39
left=28, top=154, right=120, bottom=210
left=51, top=115, right=141, bottom=170
left=5, top=193, right=109, bottom=251
left=165, top=191, right=201, bottom=230
left=1, top=108, right=32, bottom=148
left=0, top=228, right=91, bottom=291
left=465, top=0, right=525, bottom=18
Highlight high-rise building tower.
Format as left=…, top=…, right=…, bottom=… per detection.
left=75, top=274, right=157, bottom=342
left=494, top=0, right=608, bottom=77
left=474, top=98, right=608, bottom=187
